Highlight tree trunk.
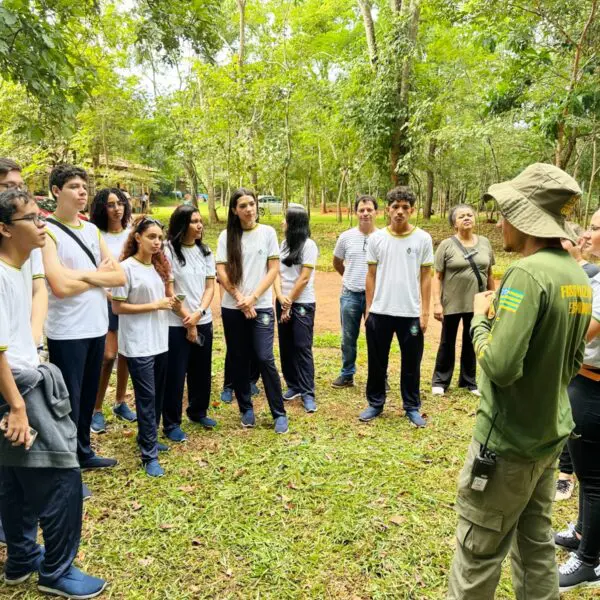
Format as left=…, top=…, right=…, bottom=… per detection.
left=207, top=163, right=219, bottom=225
left=424, top=137, right=436, bottom=219
left=318, top=142, right=327, bottom=213
left=237, top=0, right=246, bottom=77
left=584, top=135, right=598, bottom=229
left=358, top=0, right=378, bottom=68
left=336, top=169, right=347, bottom=223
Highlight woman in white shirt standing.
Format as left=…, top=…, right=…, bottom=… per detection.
left=111, top=218, right=178, bottom=477
left=162, top=205, right=217, bottom=442
left=275, top=204, right=319, bottom=413
left=216, top=188, right=288, bottom=434
left=89, top=188, right=136, bottom=434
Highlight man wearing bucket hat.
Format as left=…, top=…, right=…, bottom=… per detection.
left=447, top=163, right=592, bottom=600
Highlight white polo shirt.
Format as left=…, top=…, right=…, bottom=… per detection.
left=102, top=228, right=130, bottom=261
left=216, top=224, right=279, bottom=310
left=111, top=257, right=169, bottom=358
left=164, top=242, right=216, bottom=327
left=279, top=238, right=319, bottom=304
left=0, top=259, right=39, bottom=370
left=45, top=218, right=108, bottom=340
left=367, top=226, right=434, bottom=317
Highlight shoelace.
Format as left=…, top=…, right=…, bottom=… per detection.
left=557, top=479, right=572, bottom=493
left=557, top=523, right=577, bottom=540
left=559, top=553, right=583, bottom=575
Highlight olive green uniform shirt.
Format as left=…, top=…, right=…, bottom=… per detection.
left=470, top=248, right=591, bottom=460
left=434, top=236, right=494, bottom=315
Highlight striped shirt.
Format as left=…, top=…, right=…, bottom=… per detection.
left=333, top=227, right=378, bottom=292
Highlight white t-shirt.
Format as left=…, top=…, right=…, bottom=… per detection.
left=333, top=227, right=378, bottom=293
left=216, top=224, right=279, bottom=310
left=111, top=257, right=169, bottom=357
left=367, top=226, right=434, bottom=317
left=45, top=218, right=108, bottom=340
left=0, top=259, right=39, bottom=370
left=102, top=228, right=130, bottom=261
left=164, top=243, right=216, bottom=327
left=584, top=273, right=600, bottom=368
left=279, top=238, right=318, bottom=304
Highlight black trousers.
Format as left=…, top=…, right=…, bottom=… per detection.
left=431, top=312, right=477, bottom=391
left=568, top=374, right=600, bottom=565
left=276, top=302, right=316, bottom=400
left=163, top=324, right=213, bottom=431
left=0, top=467, right=82, bottom=583
left=558, top=443, right=574, bottom=475
left=47, top=335, right=106, bottom=462
left=126, top=352, right=168, bottom=463
left=221, top=308, right=285, bottom=419
left=366, top=313, right=423, bottom=411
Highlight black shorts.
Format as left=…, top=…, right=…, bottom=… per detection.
left=108, top=300, right=119, bottom=332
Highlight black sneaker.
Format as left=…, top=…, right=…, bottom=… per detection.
left=559, top=553, right=600, bottom=592
left=331, top=375, right=354, bottom=388
left=555, top=523, right=580, bottom=551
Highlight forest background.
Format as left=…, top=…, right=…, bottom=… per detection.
left=0, top=0, right=599, bottom=224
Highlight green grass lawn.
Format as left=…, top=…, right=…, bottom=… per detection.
left=6, top=205, right=587, bottom=599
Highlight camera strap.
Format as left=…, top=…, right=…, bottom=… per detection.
left=47, top=218, right=98, bottom=268
left=451, top=236, right=485, bottom=293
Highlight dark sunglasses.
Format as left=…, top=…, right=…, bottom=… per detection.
left=137, top=217, right=163, bottom=231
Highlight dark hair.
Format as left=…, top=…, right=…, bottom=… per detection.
left=354, top=194, right=378, bottom=212
left=0, top=190, right=33, bottom=246
left=386, top=186, right=416, bottom=207
left=0, top=158, right=21, bottom=178
left=49, top=164, right=88, bottom=199
left=226, top=188, right=257, bottom=286
left=167, top=204, right=211, bottom=266
left=121, top=218, right=171, bottom=283
left=448, top=204, right=476, bottom=228
left=90, top=188, right=132, bottom=232
left=282, top=204, right=310, bottom=267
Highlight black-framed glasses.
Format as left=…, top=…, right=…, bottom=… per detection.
left=0, top=182, right=27, bottom=192
left=11, top=213, right=47, bottom=226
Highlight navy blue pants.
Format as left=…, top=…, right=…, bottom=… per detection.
left=47, top=336, right=106, bottom=462
left=163, top=324, right=213, bottom=431
left=366, top=313, right=423, bottom=411
left=224, top=352, right=259, bottom=389
left=126, top=352, right=168, bottom=463
left=0, top=466, right=81, bottom=583
left=221, top=308, right=285, bottom=418
left=276, top=302, right=316, bottom=401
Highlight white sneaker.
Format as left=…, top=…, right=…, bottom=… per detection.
left=555, top=475, right=575, bottom=501
left=470, top=389, right=482, bottom=397
left=431, top=386, right=445, bottom=396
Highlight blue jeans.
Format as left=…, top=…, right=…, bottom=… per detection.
left=339, top=289, right=366, bottom=377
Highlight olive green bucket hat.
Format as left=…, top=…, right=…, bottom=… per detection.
left=484, top=163, right=581, bottom=242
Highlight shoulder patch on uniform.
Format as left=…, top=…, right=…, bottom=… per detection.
left=498, top=287, right=524, bottom=313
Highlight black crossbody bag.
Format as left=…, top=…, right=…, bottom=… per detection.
left=451, top=236, right=485, bottom=293
left=46, top=218, right=97, bottom=268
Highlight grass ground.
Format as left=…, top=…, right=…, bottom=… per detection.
left=1, top=206, right=590, bottom=598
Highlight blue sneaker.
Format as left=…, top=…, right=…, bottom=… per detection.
left=406, top=410, right=427, bottom=427
left=157, top=442, right=170, bottom=452
left=241, top=409, right=255, bottom=428
left=220, top=388, right=233, bottom=404
left=189, top=416, right=217, bottom=428
left=82, top=482, right=92, bottom=502
left=358, top=406, right=383, bottom=422
left=251, top=382, right=261, bottom=396
left=113, top=402, right=137, bottom=422
left=302, top=396, right=317, bottom=413
left=90, top=411, right=106, bottom=434
left=164, top=427, right=187, bottom=443
left=80, top=456, right=117, bottom=470
left=144, top=459, right=164, bottom=478
left=5, top=547, right=44, bottom=585
left=38, top=566, right=107, bottom=599
left=283, top=389, right=301, bottom=401
left=274, top=416, right=289, bottom=434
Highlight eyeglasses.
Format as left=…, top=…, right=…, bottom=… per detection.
left=10, top=213, right=47, bottom=226
left=0, top=182, right=27, bottom=191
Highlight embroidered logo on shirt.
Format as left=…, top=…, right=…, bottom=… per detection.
left=407, top=247, right=412, bottom=255
left=498, top=287, right=524, bottom=313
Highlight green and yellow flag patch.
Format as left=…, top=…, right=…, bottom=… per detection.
left=498, top=287, right=524, bottom=313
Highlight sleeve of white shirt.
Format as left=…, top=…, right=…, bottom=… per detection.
left=30, top=249, right=45, bottom=279
left=302, top=239, right=318, bottom=268
left=216, top=231, right=227, bottom=264
left=163, top=245, right=176, bottom=281
left=366, top=233, right=379, bottom=265
left=205, top=252, right=216, bottom=279
left=0, top=278, right=9, bottom=351
left=333, top=233, right=346, bottom=260
left=591, top=276, right=600, bottom=322
left=266, top=227, right=280, bottom=260
left=420, top=234, right=434, bottom=267
left=111, top=261, right=130, bottom=301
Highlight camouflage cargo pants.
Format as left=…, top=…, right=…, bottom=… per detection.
left=447, top=439, right=560, bottom=600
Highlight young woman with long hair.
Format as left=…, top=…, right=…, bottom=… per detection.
left=216, top=188, right=288, bottom=433
left=89, top=188, right=136, bottom=433
left=274, top=204, right=319, bottom=413
left=111, top=218, right=179, bottom=477
left=162, top=205, right=217, bottom=442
